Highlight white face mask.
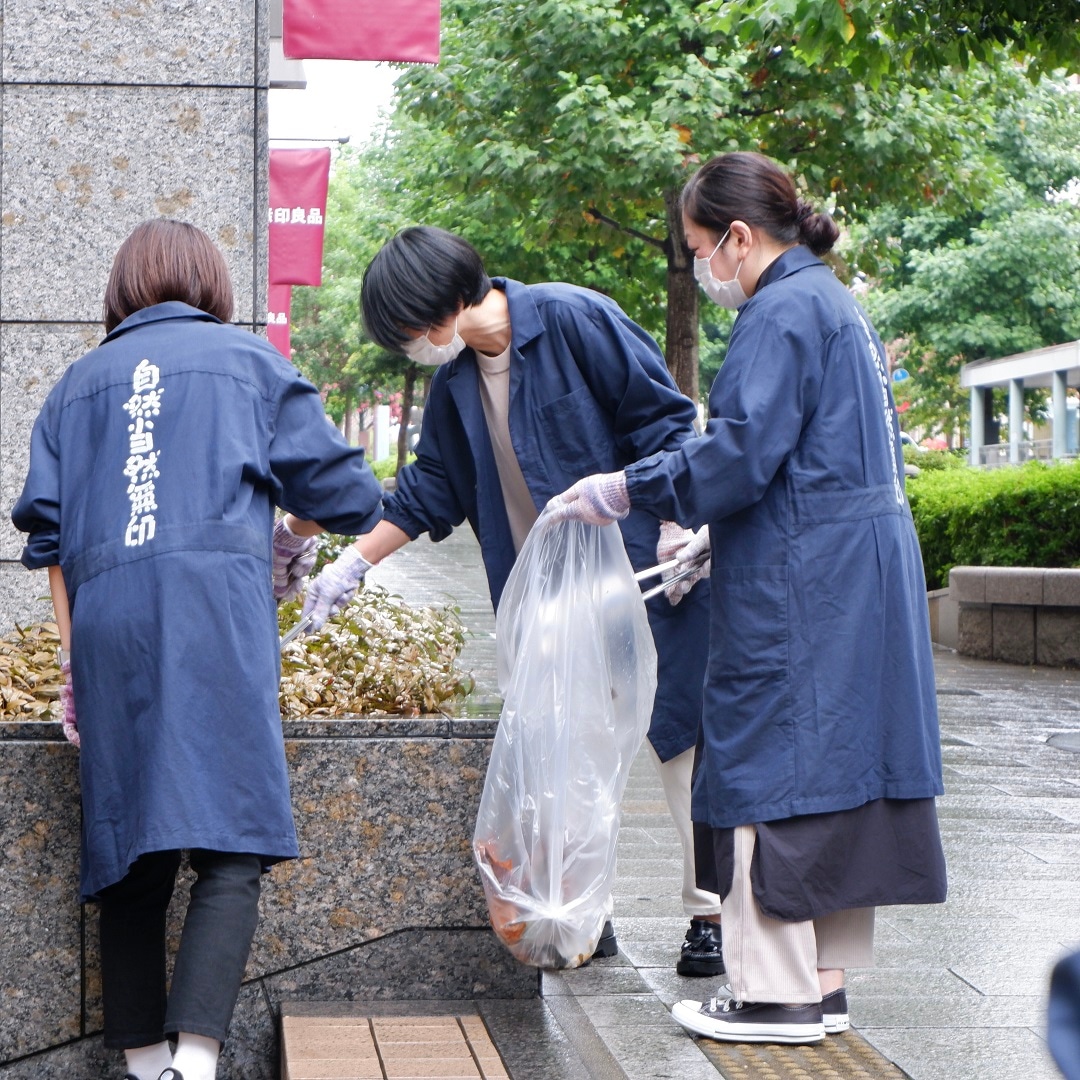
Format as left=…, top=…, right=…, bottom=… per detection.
left=693, top=229, right=749, bottom=309
left=401, top=318, right=466, bottom=367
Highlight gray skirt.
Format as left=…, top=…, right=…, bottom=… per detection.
left=695, top=797, right=948, bottom=922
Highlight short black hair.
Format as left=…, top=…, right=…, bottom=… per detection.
left=361, top=226, right=492, bottom=352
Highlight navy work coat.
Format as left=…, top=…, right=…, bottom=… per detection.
left=13, top=303, right=384, bottom=899
left=626, top=247, right=944, bottom=827
left=382, top=278, right=711, bottom=760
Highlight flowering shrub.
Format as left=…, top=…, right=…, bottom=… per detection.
left=278, top=586, right=474, bottom=716
left=0, top=588, right=474, bottom=722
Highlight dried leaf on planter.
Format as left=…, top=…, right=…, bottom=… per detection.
left=278, top=585, right=474, bottom=718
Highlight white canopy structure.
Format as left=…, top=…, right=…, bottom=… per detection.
left=960, top=340, right=1080, bottom=466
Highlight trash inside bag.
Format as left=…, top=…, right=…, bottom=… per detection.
left=473, top=509, right=657, bottom=969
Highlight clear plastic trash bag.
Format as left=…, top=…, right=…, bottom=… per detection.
left=473, top=509, right=657, bottom=969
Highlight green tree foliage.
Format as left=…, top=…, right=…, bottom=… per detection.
left=389, top=0, right=1008, bottom=400
left=853, top=74, right=1080, bottom=443
left=710, top=0, right=1079, bottom=84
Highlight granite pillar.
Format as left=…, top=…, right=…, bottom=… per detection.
left=0, top=0, right=269, bottom=631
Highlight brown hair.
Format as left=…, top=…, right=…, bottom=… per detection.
left=102, top=219, right=235, bottom=332
left=681, top=152, right=840, bottom=257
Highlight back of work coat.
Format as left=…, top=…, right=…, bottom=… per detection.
left=13, top=303, right=384, bottom=898
left=625, top=247, right=944, bottom=828
left=382, top=278, right=710, bottom=761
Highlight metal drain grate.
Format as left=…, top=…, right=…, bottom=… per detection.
left=694, top=1030, right=912, bottom=1080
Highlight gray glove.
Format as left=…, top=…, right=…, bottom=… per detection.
left=301, top=545, right=373, bottom=631
left=60, top=659, right=79, bottom=748
left=546, top=471, right=630, bottom=525
left=664, top=524, right=710, bottom=604
left=272, top=517, right=319, bottom=602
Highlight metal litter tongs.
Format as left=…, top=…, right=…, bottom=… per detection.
left=279, top=612, right=314, bottom=650
left=634, top=557, right=706, bottom=602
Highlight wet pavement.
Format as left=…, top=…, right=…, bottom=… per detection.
left=367, top=527, right=1080, bottom=1080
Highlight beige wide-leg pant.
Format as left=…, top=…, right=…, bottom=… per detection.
left=723, top=824, right=875, bottom=1003
left=646, top=743, right=723, bottom=918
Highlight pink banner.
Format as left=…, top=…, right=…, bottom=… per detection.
left=269, top=148, right=331, bottom=286
left=267, top=283, right=292, bottom=360
left=283, top=0, right=439, bottom=63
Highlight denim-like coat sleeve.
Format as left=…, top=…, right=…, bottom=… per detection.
left=12, top=382, right=65, bottom=569
left=625, top=282, right=824, bottom=529
left=268, top=370, right=384, bottom=537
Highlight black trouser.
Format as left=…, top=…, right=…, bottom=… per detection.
left=98, top=849, right=262, bottom=1049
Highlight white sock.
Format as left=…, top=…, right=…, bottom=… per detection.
left=169, top=1032, right=221, bottom=1080
left=124, top=1041, right=173, bottom=1080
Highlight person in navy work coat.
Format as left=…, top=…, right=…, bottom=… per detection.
left=12, top=221, right=384, bottom=1080
left=300, top=226, right=724, bottom=974
left=553, top=152, right=947, bottom=1045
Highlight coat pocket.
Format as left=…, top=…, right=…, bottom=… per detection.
left=709, top=564, right=789, bottom=678
left=537, top=386, right=616, bottom=477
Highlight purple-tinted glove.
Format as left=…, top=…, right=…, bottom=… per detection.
left=273, top=517, right=319, bottom=601
left=665, top=524, right=710, bottom=604
left=546, top=471, right=630, bottom=525
left=656, top=521, right=698, bottom=606
left=59, top=660, right=79, bottom=748
left=300, top=545, right=374, bottom=631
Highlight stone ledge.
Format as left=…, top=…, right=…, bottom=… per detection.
left=948, top=567, right=1080, bottom=668
left=0, top=719, right=534, bottom=1075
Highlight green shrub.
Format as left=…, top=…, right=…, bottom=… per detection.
left=907, top=460, right=1080, bottom=589
left=904, top=448, right=968, bottom=472
left=369, top=453, right=415, bottom=482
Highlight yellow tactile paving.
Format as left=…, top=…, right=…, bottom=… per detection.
left=282, top=1013, right=510, bottom=1080
left=695, top=1029, right=910, bottom=1079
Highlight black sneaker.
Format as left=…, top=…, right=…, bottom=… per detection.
left=158, top=1070, right=185, bottom=1080
left=821, top=987, right=849, bottom=1033
left=676, top=918, right=724, bottom=977
left=671, top=995, right=825, bottom=1044
left=590, top=919, right=618, bottom=959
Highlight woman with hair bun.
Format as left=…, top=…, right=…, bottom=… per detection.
left=552, top=152, right=947, bottom=1044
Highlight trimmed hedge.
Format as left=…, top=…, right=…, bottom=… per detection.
left=907, top=459, right=1080, bottom=590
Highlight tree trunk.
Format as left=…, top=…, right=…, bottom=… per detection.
left=397, top=364, right=417, bottom=474
left=343, top=391, right=355, bottom=446
left=663, top=189, right=700, bottom=403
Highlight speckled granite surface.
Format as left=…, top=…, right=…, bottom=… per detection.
left=0, top=718, right=532, bottom=1075
left=0, top=0, right=269, bottom=634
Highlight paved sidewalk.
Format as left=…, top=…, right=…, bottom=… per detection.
left=368, top=528, right=1080, bottom=1080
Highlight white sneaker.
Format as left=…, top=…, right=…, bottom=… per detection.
left=821, top=987, right=849, bottom=1033
left=671, top=996, right=826, bottom=1044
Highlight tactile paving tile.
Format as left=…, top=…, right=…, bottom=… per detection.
left=282, top=1014, right=509, bottom=1080
left=694, top=1030, right=911, bottom=1080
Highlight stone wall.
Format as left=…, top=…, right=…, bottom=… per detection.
left=949, top=566, right=1080, bottom=667
left=0, top=716, right=534, bottom=1079
left=0, top=0, right=269, bottom=632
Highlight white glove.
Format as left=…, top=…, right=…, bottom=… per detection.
left=60, top=659, right=79, bottom=748
left=272, top=517, right=319, bottom=602
left=301, top=545, right=373, bottom=631
left=664, top=524, right=710, bottom=604
left=546, top=471, right=630, bottom=525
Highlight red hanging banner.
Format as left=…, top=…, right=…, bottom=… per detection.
left=267, top=283, right=293, bottom=360
left=269, top=148, right=331, bottom=286
left=282, top=0, right=440, bottom=63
